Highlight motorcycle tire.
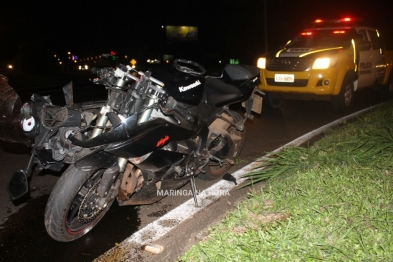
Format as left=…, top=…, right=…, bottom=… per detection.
left=44, top=165, right=116, bottom=242
left=266, top=93, right=284, bottom=108
left=198, top=110, right=246, bottom=180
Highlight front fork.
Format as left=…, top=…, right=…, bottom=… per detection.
left=93, top=94, right=159, bottom=206
left=93, top=94, right=158, bottom=173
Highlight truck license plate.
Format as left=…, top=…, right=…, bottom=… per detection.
left=275, top=74, right=294, bottom=83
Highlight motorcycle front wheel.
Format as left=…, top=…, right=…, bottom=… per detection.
left=44, top=165, right=116, bottom=242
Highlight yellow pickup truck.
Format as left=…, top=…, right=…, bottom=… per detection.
left=257, top=18, right=393, bottom=113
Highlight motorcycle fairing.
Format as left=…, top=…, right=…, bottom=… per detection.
left=105, top=118, right=200, bottom=158
left=74, top=148, right=119, bottom=171
left=149, top=65, right=205, bottom=106
left=68, top=113, right=138, bottom=148
left=116, top=139, right=205, bottom=205
left=131, top=149, right=186, bottom=172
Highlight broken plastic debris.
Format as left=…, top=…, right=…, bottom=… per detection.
left=144, top=243, right=164, bottom=254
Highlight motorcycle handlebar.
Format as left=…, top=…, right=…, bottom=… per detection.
left=135, top=71, right=165, bottom=87
left=124, top=72, right=139, bottom=82
left=93, top=66, right=165, bottom=90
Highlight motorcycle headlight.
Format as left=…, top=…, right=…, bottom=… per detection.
left=257, top=57, right=266, bottom=69
left=20, top=102, right=40, bottom=138
left=312, top=58, right=337, bottom=69
left=22, top=116, right=36, bottom=132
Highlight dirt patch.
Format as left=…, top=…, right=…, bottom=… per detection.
left=158, top=219, right=180, bottom=228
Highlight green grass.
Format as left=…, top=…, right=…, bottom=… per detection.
left=180, top=101, right=393, bottom=261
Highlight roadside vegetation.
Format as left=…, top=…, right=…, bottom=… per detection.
left=180, top=100, right=393, bottom=261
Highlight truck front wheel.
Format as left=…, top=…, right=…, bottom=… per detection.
left=331, top=76, right=354, bottom=114
left=266, top=93, right=284, bottom=108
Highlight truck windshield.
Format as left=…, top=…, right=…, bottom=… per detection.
left=287, top=29, right=356, bottom=49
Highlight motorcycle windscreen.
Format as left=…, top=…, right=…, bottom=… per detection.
left=0, top=75, right=26, bottom=143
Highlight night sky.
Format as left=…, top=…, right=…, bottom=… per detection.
left=1, top=0, right=393, bottom=66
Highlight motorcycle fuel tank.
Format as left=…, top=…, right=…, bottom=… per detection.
left=149, top=65, right=204, bottom=106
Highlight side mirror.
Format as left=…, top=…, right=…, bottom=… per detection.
left=8, top=170, right=29, bottom=201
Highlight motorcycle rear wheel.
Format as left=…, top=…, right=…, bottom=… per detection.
left=44, top=165, right=116, bottom=242
left=199, top=110, right=246, bottom=180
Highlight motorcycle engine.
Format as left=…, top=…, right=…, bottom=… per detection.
left=52, top=127, right=83, bottom=162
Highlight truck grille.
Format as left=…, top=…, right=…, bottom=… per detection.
left=266, top=58, right=313, bottom=71
left=266, top=78, right=308, bottom=87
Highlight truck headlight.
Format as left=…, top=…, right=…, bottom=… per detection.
left=257, top=57, right=266, bottom=69
left=312, top=58, right=331, bottom=69
left=312, top=57, right=338, bottom=69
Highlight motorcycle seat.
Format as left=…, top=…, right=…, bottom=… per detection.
left=224, top=64, right=260, bottom=81
left=205, top=78, right=242, bottom=106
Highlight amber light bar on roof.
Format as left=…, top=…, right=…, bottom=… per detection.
left=333, top=30, right=346, bottom=34
left=300, top=32, right=313, bottom=36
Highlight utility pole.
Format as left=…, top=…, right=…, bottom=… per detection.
left=264, top=0, right=268, bottom=54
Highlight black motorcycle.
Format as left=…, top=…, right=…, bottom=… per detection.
left=0, top=59, right=261, bottom=242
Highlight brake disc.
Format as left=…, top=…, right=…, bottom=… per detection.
left=78, top=181, right=104, bottom=224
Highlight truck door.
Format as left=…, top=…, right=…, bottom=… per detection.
left=357, top=29, right=374, bottom=88
left=367, top=29, right=385, bottom=83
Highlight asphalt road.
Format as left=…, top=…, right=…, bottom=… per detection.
left=0, top=82, right=383, bottom=262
